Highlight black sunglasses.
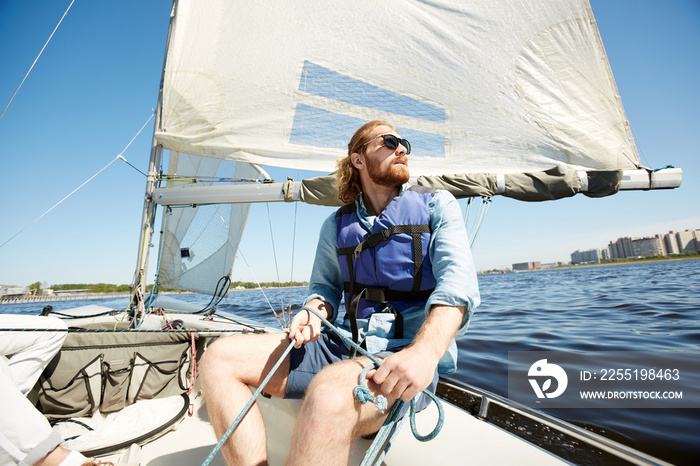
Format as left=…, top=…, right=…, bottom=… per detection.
left=362, top=134, right=411, bottom=155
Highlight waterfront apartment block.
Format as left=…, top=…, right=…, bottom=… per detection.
left=571, top=249, right=602, bottom=265
left=568, top=229, right=699, bottom=265
left=512, top=261, right=541, bottom=271
left=608, top=229, right=699, bottom=260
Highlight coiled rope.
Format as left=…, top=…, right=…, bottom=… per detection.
left=299, top=306, right=444, bottom=465
left=201, top=305, right=444, bottom=465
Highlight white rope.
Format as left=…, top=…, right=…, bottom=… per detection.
left=0, top=112, right=155, bottom=249
left=0, top=0, right=77, bottom=121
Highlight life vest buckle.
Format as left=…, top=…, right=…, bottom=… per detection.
left=353, top=228, right=392, bottom=259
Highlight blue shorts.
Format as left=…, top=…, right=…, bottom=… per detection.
left=284, top=330, right=439, bottom=414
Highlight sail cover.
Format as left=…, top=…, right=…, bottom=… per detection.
left=155, top=0, right=641, bottom=177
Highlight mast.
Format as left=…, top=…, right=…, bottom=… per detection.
left=130, top=0, right=178, bottom=312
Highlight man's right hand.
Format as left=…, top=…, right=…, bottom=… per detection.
left=288, top=300, right=328, bottom=348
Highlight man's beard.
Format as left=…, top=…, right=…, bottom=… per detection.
left=366, top=157, right=410, bottom=188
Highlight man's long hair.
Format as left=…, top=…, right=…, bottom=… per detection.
left=336, top=120, right=396, bottom=204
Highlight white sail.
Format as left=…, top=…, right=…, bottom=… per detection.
left=141, top=0, right=683, bottom=293
left=156, top=155, right=257, bottom=295
left=156, top=0, right=641, bottom=177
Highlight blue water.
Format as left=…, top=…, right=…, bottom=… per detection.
left=2, top=260, right=699, bottom=464
left=461, top=260, right=700, bottom=465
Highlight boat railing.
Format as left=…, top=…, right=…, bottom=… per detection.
left=437, top=379, right=672, bottom=466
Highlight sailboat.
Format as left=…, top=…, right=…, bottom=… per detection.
left=11, top=0, right=682, bottom=464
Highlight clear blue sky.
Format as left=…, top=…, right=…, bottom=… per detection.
left=0, top=0, right=698, bottom=287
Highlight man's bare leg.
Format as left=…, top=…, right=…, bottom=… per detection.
left=286, top=357, right=395, bottom=465
left=200, top=332, right=292, bottom=466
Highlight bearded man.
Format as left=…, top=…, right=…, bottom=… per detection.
left=201, top=120, right=480, bottom=465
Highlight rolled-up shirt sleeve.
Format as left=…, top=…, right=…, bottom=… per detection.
left=425, top=190, right=481, bottom=335
left=305, top=212, right=344, bottom=322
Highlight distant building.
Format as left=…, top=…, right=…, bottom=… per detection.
left=571, top=228, right=698, bottom=264
left=0, top=285, right=30, bottom=299
left=607, top=229, right=698, bottom=259
left=609, top=237, right=635, bottom=259
left=512, top=261, right=541, bottom=271
left=43, top=289, right=89, bottom=296
left=631, top=236, right=664, bottom=257
left=609, top=236, right=662, bottom=259
left=664, top=232, right=681, bottom=255
left=571, top=249, right=601, bottom=264
left=669, top=229, right=700, bottom=253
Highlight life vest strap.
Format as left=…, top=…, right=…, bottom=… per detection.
left=343, top=283, right=434, bottom=303
left=338, top=224, right=431, bottom=260
left=347, top=288, right=408, bottom=358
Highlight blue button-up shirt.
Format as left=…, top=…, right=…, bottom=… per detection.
left=306, top=186, right=480, bottom=374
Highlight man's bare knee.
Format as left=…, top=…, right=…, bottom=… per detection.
left=302, top=359, right=369, bottom=418
left=201, top=332, right=291, bottom=397
left=200, top=336, right=243, bottom=378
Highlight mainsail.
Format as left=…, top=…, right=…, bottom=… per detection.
left=154, top=0, right=680, bottom=188
left=135, top=0, right=682, bottom=296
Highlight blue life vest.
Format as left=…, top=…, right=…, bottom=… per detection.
left=336, top=187, right=437, bottom=351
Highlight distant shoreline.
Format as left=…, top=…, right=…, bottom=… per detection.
left=0, top=287, right=310, bottom=305
left=485, top=255, right=700, bottom=275
left=0, top=292, right=131, bottom=306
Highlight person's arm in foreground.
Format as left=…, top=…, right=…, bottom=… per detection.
left=288, top=298, right=333, bottom=348
left=369, top=304, right=465, bottom=401
left=371, top=190, right=478, bottom=401
left=288, top=213, right=342, bottom=349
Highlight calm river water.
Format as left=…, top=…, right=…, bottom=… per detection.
left=3, top=259, right=699, bottom=464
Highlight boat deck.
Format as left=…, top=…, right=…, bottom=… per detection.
left=95, top=378, right=566, bottom=465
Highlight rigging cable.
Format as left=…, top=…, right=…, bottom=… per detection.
left=0, top=155, right=120, bottom=250
left=463, top=197, right=492, bottom=248
left=0, top=0, right=77, bottom=122
left=135, top=208, right=170, bottom=328
left=288, top=174, right=301, bottom=326
left=0, top=112, right=155, bottom=250
left=265, top=203, right=288, bottom=327
left=626, top=122, right=648, bottom=170
left=126, top=205, right=157, bottom=326
left=236, top=249, right=286, bottom=329
left=469, top=197, right=492, bottom=247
